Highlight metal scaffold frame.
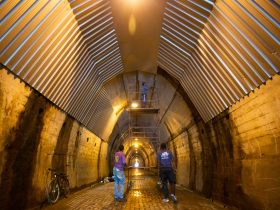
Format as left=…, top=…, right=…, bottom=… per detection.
left=125, top=89, right=161, bottom=190
left=126, top=90, right=160, bottom=151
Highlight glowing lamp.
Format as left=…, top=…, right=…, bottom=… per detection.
left=131, top=102, right=139, bottom=108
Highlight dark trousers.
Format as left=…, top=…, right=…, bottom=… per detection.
left=160, top=168, right=175, bottom=198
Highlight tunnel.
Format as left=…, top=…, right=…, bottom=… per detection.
left=0, top=0, right=280, bottom=210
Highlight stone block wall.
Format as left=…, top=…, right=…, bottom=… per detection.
left=99, top=142, right=109, bottom=179
left=0, top=67, right=110, bottom=209
left=223, top=75, right=280, bottom=210
left=169, top=75, right=280, bottom=210
left=171, top=132, right=190, bottom=187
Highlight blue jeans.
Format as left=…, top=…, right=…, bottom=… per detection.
left=160, top=168, right=176, bottom=199
left=141, top=93, right=147, bottom=107
left=113, top=167, right=125, bottom=199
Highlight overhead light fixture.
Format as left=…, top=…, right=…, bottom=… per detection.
left=131, top=102, right=139, bottom=108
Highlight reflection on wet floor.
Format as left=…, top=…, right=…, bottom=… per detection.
left=42, top=168, right=233, bottom=210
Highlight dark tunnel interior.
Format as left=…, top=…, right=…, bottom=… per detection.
left=0, top=0, right=280, bottom=209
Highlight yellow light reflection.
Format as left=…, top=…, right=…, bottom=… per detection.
left=128, top=14, right=136, bottom=35
left=134, top=143, right=139, bottom=148
left=133, top=190, right=142, bottom=197
left=113, top=105, right=123, bottom=116
left=134, top=168, right=142, bottom=176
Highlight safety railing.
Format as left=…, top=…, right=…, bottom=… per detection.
left=129, top=126, right=159, bottom=139
left=126, top=91, right=159, bottom=110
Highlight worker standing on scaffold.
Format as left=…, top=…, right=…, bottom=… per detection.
left=141, top=81, right=148, bottom=108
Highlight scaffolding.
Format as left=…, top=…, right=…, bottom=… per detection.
left=126, top=90, right=160, bottom=150
left=125, top=89, right=160, bottom=190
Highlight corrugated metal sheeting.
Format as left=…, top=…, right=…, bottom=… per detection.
left=0, top=0, right=123, bottom=131
left=1, top=0, right=279, bottom=130
left=158, top=0, right=280, bottom=121
left=85, top=88, right=114, bottom=138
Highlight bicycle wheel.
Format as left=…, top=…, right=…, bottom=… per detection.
left=60, top=177, right=70, bottom=197
left=46, top=179, right=60, bottom=203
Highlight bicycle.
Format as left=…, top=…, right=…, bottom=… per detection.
left=45, top=168, right=70, bottom=203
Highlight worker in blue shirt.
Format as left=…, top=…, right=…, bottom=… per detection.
left=157, top=143, right=177, bottom=203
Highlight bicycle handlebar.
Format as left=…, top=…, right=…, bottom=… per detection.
left=48, top=168, right=68, bottom=177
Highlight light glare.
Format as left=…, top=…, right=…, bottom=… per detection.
left=131, top=102, right=139, bottom=108
left=134, top=161, right=139, bottom=168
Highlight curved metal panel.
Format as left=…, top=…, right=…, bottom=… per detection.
left=84, top=88, right=115, bottom=139
left=158, top=0, right=280, bottom=121
left=1, top=0, right=279, bottom=129
left=0, top=0, right=123, bottom=132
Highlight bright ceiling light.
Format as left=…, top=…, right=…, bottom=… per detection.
left=134, top=143, right=139, bottom=148
left=131, top=102, right=139, bottom=108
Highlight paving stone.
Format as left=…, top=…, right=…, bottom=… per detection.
left=42, top=170, right=233, bottom=210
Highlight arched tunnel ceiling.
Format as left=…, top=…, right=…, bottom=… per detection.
left=0, top=0, right=279, bottom=139
left=158, top=0, right=280, bottom=121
